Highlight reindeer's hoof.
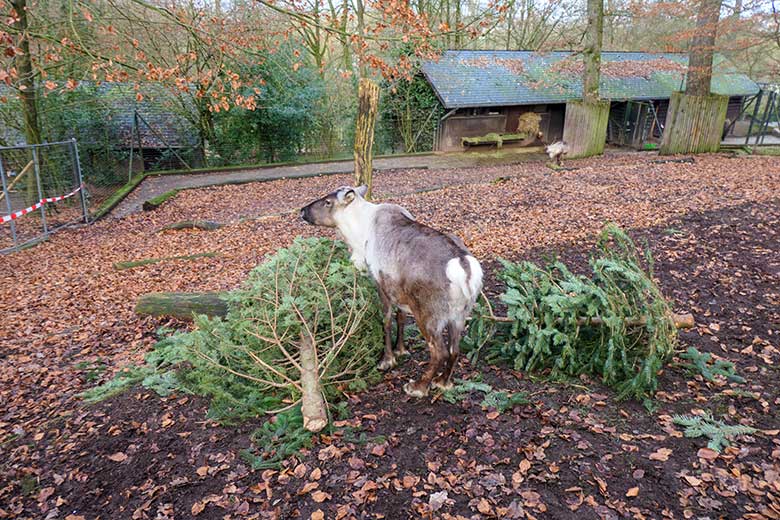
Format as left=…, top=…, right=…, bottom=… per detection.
left=431, top=378, right=454, bottom=391
left=377, top=356, right=397, bottom=372
left=394, top=347, right=410, bottom=358
left=403, top=381, right=429, bottom=398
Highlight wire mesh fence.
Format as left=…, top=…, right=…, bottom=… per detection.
left=0, top=140, right=88, bottom=253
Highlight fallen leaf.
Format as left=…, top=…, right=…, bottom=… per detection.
left=477, top=497, right=492, bottom=514
left=370, top=443, right=386, bottom=456
left=429, top=490, right=448, bottom=512
left=311, top=510, right=324, bottom=520
left=683, top=475, right=702, bottom=486
left=311, top=490, right=331, bottom=503
left=697, top=448, right=719, bottom=461
left=649, top=448, right=672, bottom=462
left=196, top=466, right=209, bottom=477
left=298, top=481, right=319, bottom=495
left=191, top=501, right=206, bottom=515
left=626, top=487, right=639, bottom=497
left=107, top=452, right=128, bottom=462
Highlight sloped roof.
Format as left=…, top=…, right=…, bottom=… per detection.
left=422, top=50, right=760, bottom=109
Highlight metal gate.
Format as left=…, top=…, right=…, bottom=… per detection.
left=0, top=139, right=89, bottom=253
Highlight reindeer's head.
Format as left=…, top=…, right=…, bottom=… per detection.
left=300, top=185, right=368, bottom=227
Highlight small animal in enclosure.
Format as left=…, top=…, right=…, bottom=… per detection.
left=545, top=140, right=570, bottom=166
left=300, top=186, right=483, bottom=397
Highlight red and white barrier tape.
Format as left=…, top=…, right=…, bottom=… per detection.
left=1, top=185, right=83, bottom=224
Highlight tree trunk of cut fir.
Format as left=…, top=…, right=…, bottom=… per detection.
left=135, top=292, right=229, bottom=321
left=686, top=0, right=722, bottom=97
left=562, top=99, right=610, bottom=158
left=582, top=0, right=604, bottom=104
left=136, top=291, right=695, bottom=330
left=299, top=333, right=328, bottom=432
left=659, top=92, right=728, bottom=155
left=354, top=78, right=380, bottom=198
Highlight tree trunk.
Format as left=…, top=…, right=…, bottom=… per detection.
left=135, top=291, right=695, bottom=330
left=686, top=0, right=722, bottom=97
left=659, top=92, right=728, bottom=155
left=562, top=99, right=610, bottom=158
left=561, top=0, right=607, bottom=159
left=135, top=292, right=229, bottom=321
left=354, top=78, right=380, bottom=197
left=582, top=0, right=603, bottom=104
left=299, top=333, right=328, bottom=432
left=659, top=0, right=726, bottom=155
left=11, top=0, right=42, bottom=203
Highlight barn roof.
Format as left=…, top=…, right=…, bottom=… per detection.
left=421, top=50, right=760, bottom=109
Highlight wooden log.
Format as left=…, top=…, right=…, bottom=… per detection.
left=659, top=92, right=728, bottom=155
left=159, top=220, right=223, bottom=232
left=143, top=189, right=180, bottom=211
left=354, top=78, right=380, bottom=198
left=299, top=332, right=328, bottom=433
left=135, top=292, right=229, bottom=321
left=114, top=252, right=218, bottom=270
left=562, top=99, right=610, bottom=158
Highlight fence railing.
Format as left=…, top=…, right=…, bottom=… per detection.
left=0, top=140, right=89, bottom=253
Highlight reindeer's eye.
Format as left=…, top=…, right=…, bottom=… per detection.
left=324, top=200, right=332, bottom=207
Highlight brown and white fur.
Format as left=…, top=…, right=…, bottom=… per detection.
left=300, top=186, right=482, bottom=397
left=545, top=140, right=569, bottom=166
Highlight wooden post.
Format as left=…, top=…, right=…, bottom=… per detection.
left=562, top=99, right=610, bottom=158
left=659, top=92, right=728, bottom=155
left=354, top=78, right=380, bottom=198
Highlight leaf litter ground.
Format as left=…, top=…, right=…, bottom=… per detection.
left=1, top=152, right=779, bottom=519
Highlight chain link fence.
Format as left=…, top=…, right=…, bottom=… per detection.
left=0, top=140, right=88, bottom=253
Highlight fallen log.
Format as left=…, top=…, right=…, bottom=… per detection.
left=135, top=292, right=229, bottom=321
left=158, top=220, right=223, bottom=232
left=115, top=252, right=219, bottom=270
left=135, top=291, right=694, bottom=329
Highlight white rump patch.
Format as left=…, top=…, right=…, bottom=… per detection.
left=446, top=256, right=483, bottom=303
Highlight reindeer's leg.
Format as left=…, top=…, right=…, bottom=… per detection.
left=432, top=322, right=463, bottom=391
left=404, top=332, right=446, bottom=398
left=377, top=289, right=397, bottom=372
left=393, top=309, right=409, bottom=357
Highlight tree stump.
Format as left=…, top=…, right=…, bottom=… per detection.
left=562, top=99, right=610, bottom=158
left=659, top=92, right=728, bottom=155
left=354, top=78, right=380, bottom=198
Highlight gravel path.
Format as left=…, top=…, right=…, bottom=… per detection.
left=110, top=149, right=548, bottom=218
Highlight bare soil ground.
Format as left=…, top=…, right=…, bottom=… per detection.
left=1, top=152, right=779, bottom=519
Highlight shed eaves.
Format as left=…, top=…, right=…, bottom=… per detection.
left=421, top=50, right=760, bottom=109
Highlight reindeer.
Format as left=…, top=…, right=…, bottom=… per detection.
left=545, top=140, right=570, bottom=166
left=300, top=186, right=483, bottom=397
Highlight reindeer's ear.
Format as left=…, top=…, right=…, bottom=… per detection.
left=343, top=189, right=356, bottom=204
left=356, top=185, right=368, bottom=197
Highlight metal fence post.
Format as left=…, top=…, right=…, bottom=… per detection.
left=31, top=147, right=48, bottom=235
left=70, top=139, right=89, bottom=223
left=0, top=154, right=18, bottom=249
